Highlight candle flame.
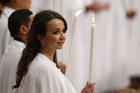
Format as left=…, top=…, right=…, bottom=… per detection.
left=92, top=13, right=95, bottom=24
left=75, top=10, right=82, bottom=17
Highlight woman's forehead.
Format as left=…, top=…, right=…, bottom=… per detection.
left=47, top=19, right=64, bottom=29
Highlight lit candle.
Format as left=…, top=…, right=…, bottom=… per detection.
left=66, top=10, right=82, bottom=77
left=89, top=13, right=96, bottom=82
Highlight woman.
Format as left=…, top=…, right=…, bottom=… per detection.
left=13, top=10, right=95, bottom=93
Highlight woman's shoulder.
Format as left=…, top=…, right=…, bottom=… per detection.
left=28, top=56, right=60, bottom=77
left=25, top=54, right=66, bottom=82
left=29, top=60, right=55, bottom=75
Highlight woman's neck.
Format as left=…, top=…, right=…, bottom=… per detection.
left=40, top=49, right=55, bottom=62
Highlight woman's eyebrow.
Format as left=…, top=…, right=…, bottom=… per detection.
left=53, top=27, right=65, bottom=31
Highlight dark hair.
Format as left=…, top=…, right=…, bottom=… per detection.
left=13, top=10, right=67, bottom=88
left=8, top=9, right=32, bottom=38
left=0, top=0, right=11, bottom=4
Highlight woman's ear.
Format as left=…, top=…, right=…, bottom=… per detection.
left=38, top=35, right=41, bottom=41
left=19, top=25, right=29, bottom=36
left=38, top=35, right=44, bottom=43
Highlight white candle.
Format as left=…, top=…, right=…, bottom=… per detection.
left=49, top=0, right=53, bottom=10
left=66, top=10, right=82, bottom=77
left=89, top=13, right=96, bottom=82
left=60, top=0, right=64, bottom=15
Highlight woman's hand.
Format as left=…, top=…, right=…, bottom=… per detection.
left=86, top=2, right=110, bottom=12
left=81, top=81, right=95, bottom=93
left=58, top=62, right=66, bottom=75
left=126, top=10, right=136, bottom=19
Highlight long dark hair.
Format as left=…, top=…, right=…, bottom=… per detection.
left=13, top=10, right=67, bottom=88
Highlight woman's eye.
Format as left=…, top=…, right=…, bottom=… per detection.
left=53, top=31, right=59, bottom=34
left=62, top=29, right=66, bottom=33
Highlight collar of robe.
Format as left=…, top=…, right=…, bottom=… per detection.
left=14, top=37, right=25, bottom=43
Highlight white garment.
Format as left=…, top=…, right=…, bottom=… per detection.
left=0, top=40, right=25, bottom=93
left=18, top=53, right=77, bottom=93
left=0, top=6, right=15, bottom=60
left=126, top=0, right=140, bottom=77
left=92, top=0, right=129, bottom=92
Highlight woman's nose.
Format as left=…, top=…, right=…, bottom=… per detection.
left=59, top=32, right=66, bottom=40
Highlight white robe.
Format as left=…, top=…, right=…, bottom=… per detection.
left=0, top=40, right=25, bottom=93
left=18, top=53, right=77, bottom=93
left=125, top=0, right=140, bottom=77
left=0, top=6, right=15, bottom=60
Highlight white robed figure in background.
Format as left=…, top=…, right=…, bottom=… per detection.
left=124, top=0, right=140, bottom=79
left=0, top=0, right=14, bottom=60
left=0, top=0, right=31, bottom=61
left=0, top=9, right=33, bottom=93
left=64, top=0, right=130, bottom=92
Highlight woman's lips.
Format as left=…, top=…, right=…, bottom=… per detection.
left=57, top=42, right=64, bottom=45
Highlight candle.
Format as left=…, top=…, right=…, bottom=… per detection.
left=49, top=0, right=53, bottom=10
left=60, top=0, right=64, bottom=15
left=89, top=13, right=96, bottom=82
left=66, top=10, right=82, bottom=77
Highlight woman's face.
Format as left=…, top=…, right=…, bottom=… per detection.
left=42, top=18, right=66, bottom=50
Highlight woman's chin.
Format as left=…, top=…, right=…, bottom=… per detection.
left=56, top=46, right=63, bottom=49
